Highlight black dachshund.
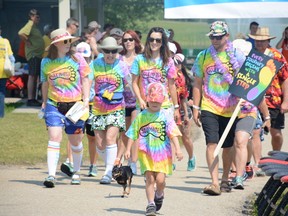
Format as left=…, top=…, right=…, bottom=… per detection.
left=112, top=164, right=133, bottom=197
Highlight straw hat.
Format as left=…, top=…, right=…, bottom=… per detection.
left=248, top=27, right=276, bottom=41
left=45, top=28, right=79, bottom=50
left=97, top=37, right=123, bottom=53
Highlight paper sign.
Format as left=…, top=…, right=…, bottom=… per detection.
left=229, top=50, right=282, bottom=106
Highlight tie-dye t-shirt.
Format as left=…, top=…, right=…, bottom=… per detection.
left=41, top=52, right=90, bottom=103
left=131, top=54, right=177, bottom=109
left=90, top=57, right=129, bottom=115
left=126, top=109, right=182, bottom=175
left=192, top=48, right=245, bottom=117
left=119, top=55, right=136, bottom=108
left=264, top=47, right=288, bottom=109
left=239, top=101, right=257, bottom=119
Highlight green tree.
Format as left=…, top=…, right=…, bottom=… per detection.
left=104, top=0, right=164, bottom=33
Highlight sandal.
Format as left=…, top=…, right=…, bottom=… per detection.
left=220, top=181, right=231, bottom=193
left=203, top=184, right=221, bottom=195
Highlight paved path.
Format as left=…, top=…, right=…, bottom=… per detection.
left=1, top=98, right=288, bottom=216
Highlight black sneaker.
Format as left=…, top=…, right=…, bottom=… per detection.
left=60, top=162, right=74, bottom=177
left=145, top=203, right=156, bottom=216
left=43, top=176, right=56, bottom=188
left=154, top=194, right=164, bottom=211
left=27, top=99, right=41, bottom=107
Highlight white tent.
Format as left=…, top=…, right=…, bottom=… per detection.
left=164, top=0, right=288, bottom=47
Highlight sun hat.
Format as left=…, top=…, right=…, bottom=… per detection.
left=76, top=42, right=91, bottom=57
left=146, top=82, right=166, bottom=103
left=168, top=42, right=177, bottom=54
left=206, top=21, right=229, bottom=36
left=173, top=53, right=185, bottom=64
left=232, top=39, right=252, bottom=56
left=97, top=36, right=123, bottom=53
left=110, top=28, right=124, bottom=37
left=45, top=28, right=79, bottom=50
left=248, top=27, right=276, bottom=41
left=88, top=21, right=101, bottom=30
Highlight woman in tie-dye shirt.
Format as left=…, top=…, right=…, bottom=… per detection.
left=124, top=82, right=183, bottom=215
left=131, top=27, right=180, bottom=121
left=40, top=29, right=90, bottom=188
left=90, top=37, right=129, bottom=184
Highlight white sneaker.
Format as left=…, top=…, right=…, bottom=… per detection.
left=71, top=174, right=81, bottom=185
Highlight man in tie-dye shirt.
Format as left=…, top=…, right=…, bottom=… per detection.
left=192, top=21, right=245, bottom=196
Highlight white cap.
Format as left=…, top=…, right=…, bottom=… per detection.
left=76, top=42, right=91, bottom=57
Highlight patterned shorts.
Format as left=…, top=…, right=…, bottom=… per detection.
left=91, top=109, right=126, bottom=132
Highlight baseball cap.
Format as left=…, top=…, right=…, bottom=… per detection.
left=110, top=28, right=124, bottom=37
left=76, top=42, right=91, bottom=58
left=146, top=82, right=166, bottom=103
left=88, top=21, right=101, bottom=30
left=206, top=21, right=229, bottom=37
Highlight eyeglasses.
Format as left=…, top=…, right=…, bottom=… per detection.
left=148, top=37, right=162, bottom=44
left=74, top=24, right=79, bottom=28
left=209, top=35, right=225, bottom=40
left=102, top=49, right=118, bottom=54
left=123, top=38, right=134, bottom=43
left=63, top=39, right=72, bottom=44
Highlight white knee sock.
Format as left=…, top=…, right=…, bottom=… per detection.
left=47, top=141, right=60, bottom=176
left=70, top=142, right=83, bottom=173
left=104, top=144, right=117, bottom=177
left=96, top=147, right=106, bottom=163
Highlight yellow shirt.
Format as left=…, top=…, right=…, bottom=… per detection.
left=0, top=37, right=13, bottom=79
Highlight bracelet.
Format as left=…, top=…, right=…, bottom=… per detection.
left=264, top=116, right=271, bottom=121
left=192, top=105, right=200, bottom=110
left=174, top=104, right=180, bottom=109
left=83, top=98, right=89, bottom=102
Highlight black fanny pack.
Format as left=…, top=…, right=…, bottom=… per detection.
left=57, top=102, right=76, bottom=115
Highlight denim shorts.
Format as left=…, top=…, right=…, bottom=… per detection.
left=45, top=103, right=85, bottom=134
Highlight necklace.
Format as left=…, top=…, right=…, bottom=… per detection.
left=209, top=40, right=240, bottom=84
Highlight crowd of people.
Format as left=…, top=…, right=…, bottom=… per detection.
left=1, top=8, right=288, bottom=216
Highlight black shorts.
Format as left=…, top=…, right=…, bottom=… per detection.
left=27, top=57, right=42, bottom=76
left=125, top=107, right=136, bottom=117
left=85, top=123, right=95, bottom=137
left=200, top=110, right=236, bottom=148
left=269, top=108, right=285, bottom=130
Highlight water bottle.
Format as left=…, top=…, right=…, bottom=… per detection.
left=38, top=108, right=45, bottom=119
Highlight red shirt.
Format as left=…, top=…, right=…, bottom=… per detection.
left=265, top=47, right=288, bottom=109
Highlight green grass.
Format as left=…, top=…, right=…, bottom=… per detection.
left=144, top=20, right=211, bottom=49
left=0, top=103, right=89, bottom=165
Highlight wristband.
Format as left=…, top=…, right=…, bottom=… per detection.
left=174, top=104, right=180, bottom=109
left=83, top=98, right=89, bottom=102
left=192, top=105, right=200, bottom=110
left=264, top=116, right=271, bottom=121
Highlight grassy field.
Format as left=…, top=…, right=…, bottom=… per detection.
left=0, top=103, right=90, bottom=165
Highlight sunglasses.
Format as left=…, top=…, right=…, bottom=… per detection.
left=123, top=38, right=134, bottom=43
left=102, top=49, right=118, bottom=54
left=148, top=37, right=162, bottom=44
left=63, top=39, right=72, bottom=44
left=209, top=35, right=225, bottom=40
